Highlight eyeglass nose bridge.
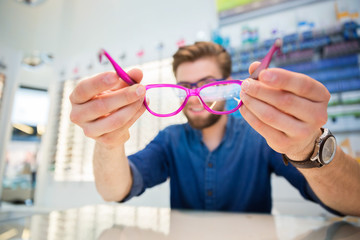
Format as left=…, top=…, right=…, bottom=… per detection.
left=187, top=88, right=201, bottom=97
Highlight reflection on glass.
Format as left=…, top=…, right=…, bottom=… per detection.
left=1, top=205, right=360, bottom=240
left=297, top=221, right=360, bottom=240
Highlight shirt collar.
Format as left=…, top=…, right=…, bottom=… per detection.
left=222, top=115, right=236, bottom=148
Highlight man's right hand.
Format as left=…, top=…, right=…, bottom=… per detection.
left=69, top=69, right=146, bottom=149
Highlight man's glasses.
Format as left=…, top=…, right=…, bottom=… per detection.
left=177, top=78, right=221, bottom=89
left=98, top=40, right=281, bottom=117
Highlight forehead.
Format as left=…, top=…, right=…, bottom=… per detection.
left=175, top=57, right=222, bottom=83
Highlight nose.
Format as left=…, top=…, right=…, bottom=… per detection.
left=187, top=95, right=202, bottom=105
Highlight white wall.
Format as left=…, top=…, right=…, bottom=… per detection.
left=0, top=0, right=218, bottom=87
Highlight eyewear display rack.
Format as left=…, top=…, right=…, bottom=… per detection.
left=0, top=47, right=22, bottom=205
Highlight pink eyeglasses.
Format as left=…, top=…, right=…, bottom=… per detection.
left=98, top=40, right=281, bottom=117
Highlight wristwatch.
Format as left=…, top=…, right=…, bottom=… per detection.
left=282, top=128, right=337, bottom=168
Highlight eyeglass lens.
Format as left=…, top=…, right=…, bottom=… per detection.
left=145, top=87, right=187, bottom=115
left=145, top=82, right=242, bottom=115
left=200, top=83, right=242, bottom=113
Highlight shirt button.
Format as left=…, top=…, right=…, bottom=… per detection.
left=207, top=162, right=213, bottom=168
left=207, top=190, right=213, bottom=196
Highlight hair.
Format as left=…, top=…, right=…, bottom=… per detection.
left=172, top=41, right=232, bottom=78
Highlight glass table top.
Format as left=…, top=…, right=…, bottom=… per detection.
left=0, top=204, right=359, bottom=240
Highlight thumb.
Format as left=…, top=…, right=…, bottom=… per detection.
left=127, top=68, right=143, bottom=84
left=110, top=68, right=144, bottom=91
left=248, top=61, right=261, bottom=75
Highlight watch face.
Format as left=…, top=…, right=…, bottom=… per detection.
left=321, top=136, right=336, bottom=164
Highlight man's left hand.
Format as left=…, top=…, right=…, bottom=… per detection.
left=240, top=62, right=331, bottom=160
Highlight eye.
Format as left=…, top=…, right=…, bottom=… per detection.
left=178, top=82, right=191, bottom=89
left=198, top=79, right=215, bottom=87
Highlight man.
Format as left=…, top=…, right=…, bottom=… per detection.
left=70, top=42, right=360, bottom=216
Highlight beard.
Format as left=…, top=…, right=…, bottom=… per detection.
left=185, top=113, right=222, bottom=129
left=184, top=100, right=225, bottom=129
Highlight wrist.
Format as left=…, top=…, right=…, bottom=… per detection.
left=283, top=128, right=337, bottom=169
left=95, top=141, right=125, bottom=152
left=96, top=131, right=130, bottom=150
left=285, top=128, right=322, bottom=161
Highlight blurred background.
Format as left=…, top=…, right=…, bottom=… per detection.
left=0, top=0, right=359, bottom=218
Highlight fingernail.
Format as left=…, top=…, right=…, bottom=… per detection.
left=262, top=70, right=276, bottom=82
left=241, top=80, right=250, bottom=92
left=136, top=85, right=146, bottom=96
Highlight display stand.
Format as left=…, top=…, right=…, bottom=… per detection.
left=0, top=47, right=22, bottom=205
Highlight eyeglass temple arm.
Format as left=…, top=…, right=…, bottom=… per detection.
left=99, top=40, right=281, bottom=86
left=249, top=38, right=282, bottom=80
left=98, top=49, right=137, bottom=86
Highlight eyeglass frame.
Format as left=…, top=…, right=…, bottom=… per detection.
left=144, top=80, right=243, bottom=117
left=98, top=40, right=281, bottom=117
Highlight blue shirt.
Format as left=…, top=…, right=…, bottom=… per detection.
left=125, top=116, right=337, bottom=214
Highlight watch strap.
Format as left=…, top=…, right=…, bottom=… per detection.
left=282, top=154, right=323, bottom=168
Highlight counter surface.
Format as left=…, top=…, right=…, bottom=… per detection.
left=0, top=204, right=359, bottom=239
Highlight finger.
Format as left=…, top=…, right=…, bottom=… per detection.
left=70, top=84, right=146, bottom=124
left=258, top=68, right=331, bottom=102
left=70, top=68, right=143, bottom=104
left=70, top=72, right=122, bottom=104
left=240, top=79, right=328, bottom=125
left=239, top=104, right=289, bottom=153
left=240, top=91, right=311, bottom=138
left=96, top=104, right=147, bottom=146
left=126, top=68, right=143, bottom=84
left=82, top=98, right=145, bottom=138
left=107, top=68, right=144, bottom=91
left=248, top=61, right=261, bottom=75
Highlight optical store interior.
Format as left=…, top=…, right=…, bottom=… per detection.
left=1, top=0, right=360, bottom=239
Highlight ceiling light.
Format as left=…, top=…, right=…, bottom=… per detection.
left=21, top=52, right=54, bottom=68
